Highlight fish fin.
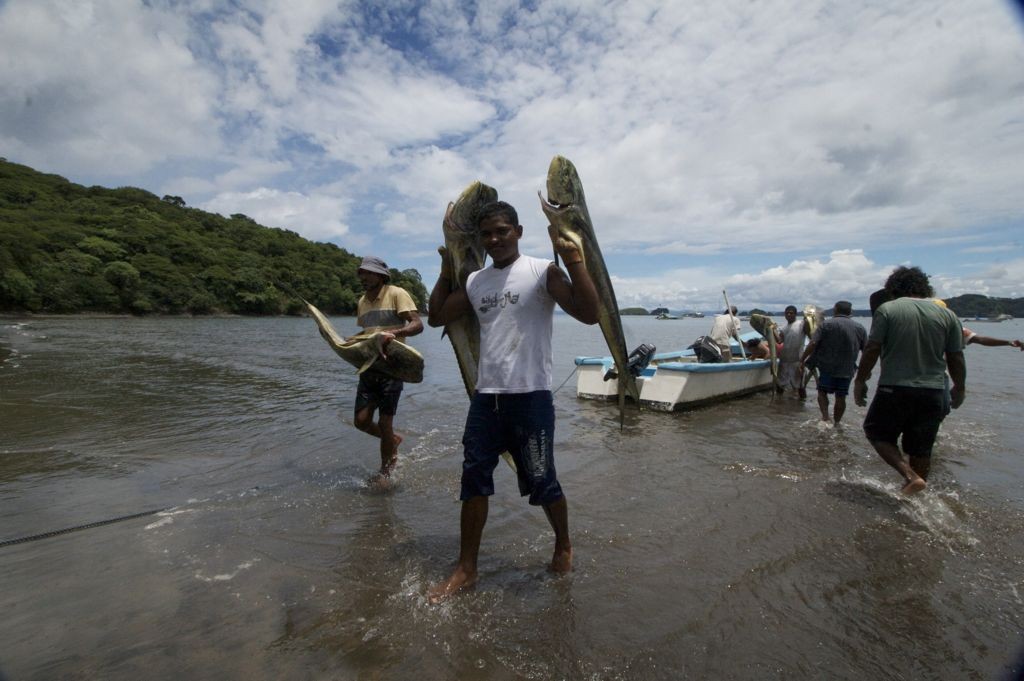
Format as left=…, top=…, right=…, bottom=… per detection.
left=356, top=355, right=378, bottom=374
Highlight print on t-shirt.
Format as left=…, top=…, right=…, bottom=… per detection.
left=478, top=289, right=520, bottom=314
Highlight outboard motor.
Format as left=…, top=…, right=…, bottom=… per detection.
left=689, top=336, right=723, bottom=363
left=627, top=343, right=656, bottom=377
left=603, top=343, right=657, bottom=381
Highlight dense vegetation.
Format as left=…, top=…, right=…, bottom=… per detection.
left=943, top=294, right=1022, bottom=318
left=0, top=158, right=427, bottom=315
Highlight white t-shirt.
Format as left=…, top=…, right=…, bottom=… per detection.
left=466, top=255, right=554, bottom=393
left=779, top=319, right=806, bottom=362
left=710, top=314, right=741, bottom=348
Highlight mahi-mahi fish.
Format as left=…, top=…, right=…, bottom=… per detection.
left=801, top=304, right=824, bottom=391
left=304, top=300, right=424, bottom=383
left=439, top=181, right=517, bottom=472
left=749, top=311, right=781, bottom=390
left=539, top=155, right=639, bottom=426
left=440, top=181, right=498, bottom=398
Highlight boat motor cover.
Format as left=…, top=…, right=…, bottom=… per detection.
left=689, top=336, right=724, bottom=363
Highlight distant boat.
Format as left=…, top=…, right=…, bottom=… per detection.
left=655, top=312, right=679, bottom=320
left=965, top=314, right=1012, bottom=323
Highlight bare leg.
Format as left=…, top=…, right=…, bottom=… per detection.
left=833, top=395, right=847, bottom=425
left=353, top=406, right=380, bottom=437
left=376, top=413, right=401, bottom=477
left=908, top=455, right=931, bottom=481
left=542, top=497, right=573, bottom=573
left=354, top=408, right=402, bottom=478
left=429, top=495, right=488, bottom=603
left=817, top=391, right=830, bottom=421
left=868, top=439, right=926, bottom=495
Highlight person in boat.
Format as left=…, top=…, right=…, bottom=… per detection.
left=744, top=337, right=771, bottom=360
left=778, top=305, right=810, bottom=397
left=351, top=255, right=423, bottom=482
left=426, top=200, right=600, bottom=602
left=799, top=300, right=866, bottom=425
left=854, top=266, right=965, bottom=495
left=709, top=307, right=742, bottom=361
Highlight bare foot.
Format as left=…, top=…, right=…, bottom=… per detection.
left=378, top=434, right=403, bottom=478
left=428, top=566, right=477, bottom=603
left=901, top=477, right=927, bottom=495
left=549, top=547, right=573, bottom=574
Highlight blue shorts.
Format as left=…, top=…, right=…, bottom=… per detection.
left=863, top=385, right=946, bottom=457
left=354, top=371, right=403, bottom=416
left=816, top=373, right=852, bottom=396
left=460, top=391, right=563, bottom=506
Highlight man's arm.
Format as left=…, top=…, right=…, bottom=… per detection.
left=427, top=246, right=472, bottom=328
left=799, top=339, right=817, bottom=365
left=384, top=310, right=423, bottom=339
left=946, top=350, right=966, bottom=409
left=853, top=339, right=882, bottom=406
left=969, top=334, right=1023, bottom=349
left=545, top=226, right=599, bottom=325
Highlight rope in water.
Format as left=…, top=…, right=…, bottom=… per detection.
left=552, top=365, right=578, bottom=394
left=0, top=507, right=169, bottom=549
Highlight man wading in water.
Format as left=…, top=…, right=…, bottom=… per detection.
left=426, top=201, right=599, bottom=602
left=351, top=256, right=423, bottom=484
left=854, top=266, right=965, bottom=494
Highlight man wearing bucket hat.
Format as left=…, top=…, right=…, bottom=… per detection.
left=352, top=255, right=423, bottom=482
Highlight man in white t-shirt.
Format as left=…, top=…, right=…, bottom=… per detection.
left=778, top=305, right=809, bottom=396
left=708, top=307, right=741, bottom=360
left=426, top=200, right=600, bottom=602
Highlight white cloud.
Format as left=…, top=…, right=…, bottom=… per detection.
left=0, top=0, right=220, bottom=179
left=201, top=187, right=351, bottom=242
left=2, top=0, right=1023, bottom=306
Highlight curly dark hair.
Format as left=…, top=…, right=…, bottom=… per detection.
left=477, top=201, right=519, bottom=228
left=884, top=266, right=934, bottom=299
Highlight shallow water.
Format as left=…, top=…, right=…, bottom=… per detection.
left=1, top=315, right=1023, bottom=680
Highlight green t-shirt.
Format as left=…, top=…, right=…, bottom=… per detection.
left=869, top=297, right=963, bottom=389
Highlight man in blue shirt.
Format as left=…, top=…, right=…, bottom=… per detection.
left=800, top=300, right=866, bottom=425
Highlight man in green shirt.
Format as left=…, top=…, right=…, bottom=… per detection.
left=853, top=266, right=965, bottom=495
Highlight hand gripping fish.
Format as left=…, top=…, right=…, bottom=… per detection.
left=539, top=155, right=640, bottom=427
left=304, top=299, right=424, bottom=383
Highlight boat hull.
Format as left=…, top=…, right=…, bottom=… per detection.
left=575, top=333, right=773, bottom=411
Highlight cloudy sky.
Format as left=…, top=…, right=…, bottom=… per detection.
left=3, top=0, right=1023, bottom=311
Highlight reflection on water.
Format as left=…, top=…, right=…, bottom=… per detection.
left=1, top=316, right=1023, bottom=680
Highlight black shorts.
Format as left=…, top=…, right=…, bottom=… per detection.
left=863, top=385, right=946, bottom=457
left=354, top=371, right=403, bottom=416
left=460, top=391, right=563, bottom=506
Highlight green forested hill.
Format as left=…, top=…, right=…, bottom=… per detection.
left=0, top=158, right=427, bottom=315
left=943, top=294, right=1023, bottom=318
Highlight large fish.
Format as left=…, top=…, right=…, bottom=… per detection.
left=304, top=300, right=424, bottom=383
left=440, top=181, right=497, bottom=398
left=749, top=311, right=780, bottom=390
left=539, top=155, right=639, bottom=425
left=801, top=304, right=824, bottom=391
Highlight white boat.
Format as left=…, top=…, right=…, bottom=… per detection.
left=575, top=332, right=773, bottom=411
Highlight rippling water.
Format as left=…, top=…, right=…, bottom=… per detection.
left=2, top=315, right=1023, bottom=680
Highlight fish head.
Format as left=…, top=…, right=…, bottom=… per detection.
left=539, top=155, right=593, bottom=251
left=443, top=181, right=497, bottom=287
